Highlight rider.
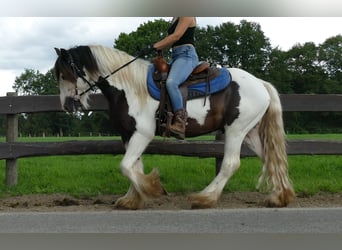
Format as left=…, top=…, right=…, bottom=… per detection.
left=152, top=17, right=199, bottom=139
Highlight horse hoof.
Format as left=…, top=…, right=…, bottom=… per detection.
left=188, top=193, right=217, bottom=209
left=114, top=196, right=144, bottom=210
left=139, top=168, right=167, bottom=198
left=265, top=188, right=295, bottom=207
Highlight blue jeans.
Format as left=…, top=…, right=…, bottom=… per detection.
left=166, top=45, right=199, bottom=112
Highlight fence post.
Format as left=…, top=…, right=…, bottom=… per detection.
left=6, top=92, right=18, bottom=186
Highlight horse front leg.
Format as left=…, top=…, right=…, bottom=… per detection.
left=114, top=157, right=144, bottom=209
left=115, top=132, right=166, bottom=210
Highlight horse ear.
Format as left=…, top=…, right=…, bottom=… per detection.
left=60, top=48, right=70, bottom=60
left=54, top=48, right=61, bottom=56
left=55, top=48, right=69, bottom=60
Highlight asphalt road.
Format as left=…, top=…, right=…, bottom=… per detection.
left=0, top=207, right=341, bottom=233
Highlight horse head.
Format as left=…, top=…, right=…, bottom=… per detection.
left=54, top=46, right=98, bottom=113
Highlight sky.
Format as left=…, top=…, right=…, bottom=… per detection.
left=0, top=17, right=341, bottom=96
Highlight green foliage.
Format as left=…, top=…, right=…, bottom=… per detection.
left=13, top=68, right=58, bottom=95
left=114, top=19, right=171, bottom=59
left=319, top=35, right=342, bottom=81
left=194, top=20, right=272, bottom=77
left=264, top=48, right=294, bottom=93
left=234, top=20, right=272, bottom=76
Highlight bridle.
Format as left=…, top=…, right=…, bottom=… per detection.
left=65, top=50, right=141, bottom=100
left=65, top=51, right=96, bottom=100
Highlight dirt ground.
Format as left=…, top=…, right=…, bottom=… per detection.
left=0, top=192, right=341, bottom=212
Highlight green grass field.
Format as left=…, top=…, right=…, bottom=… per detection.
left=0, top=134, right=341, bottom=198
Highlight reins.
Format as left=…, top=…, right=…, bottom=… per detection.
left=66, top=51, right=141, bottom=99
left=102, top=54, right=141, bottom=80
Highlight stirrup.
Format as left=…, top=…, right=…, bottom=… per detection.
left=170, top=129, right=185, bottom=140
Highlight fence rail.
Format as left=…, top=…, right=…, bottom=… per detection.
left=0, top=140, right=341, bottom=160
left=1, top=93, right=342, bottom=186
left=1, top=94, right=342, bottom=114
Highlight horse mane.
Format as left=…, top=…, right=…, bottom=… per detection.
left=88, top=45, right=151, bottom=105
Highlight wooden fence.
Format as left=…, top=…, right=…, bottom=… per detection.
left=1, top=93, right=342, bottom=186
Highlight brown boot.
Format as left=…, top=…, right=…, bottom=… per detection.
left=169, top=109, right=187, bottom=139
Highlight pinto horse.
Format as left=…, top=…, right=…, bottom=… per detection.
left=54, top=45, right=295, bottom=209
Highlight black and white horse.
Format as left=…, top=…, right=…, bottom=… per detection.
left=54, top=45, right=294, bottom=209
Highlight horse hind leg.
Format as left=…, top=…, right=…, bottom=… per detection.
left=189, top=91, right=271, bottom=209
left=243, top=125, right=268, bottom=191
left=244, top=124, right=263, bottom=159
left=189, top=128, right=246, bottom=209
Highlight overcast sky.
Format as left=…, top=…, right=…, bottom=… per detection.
left=0, top=17, right=341, bottom=96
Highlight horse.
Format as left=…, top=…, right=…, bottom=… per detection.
left=54, top=44, right=295, bottom=209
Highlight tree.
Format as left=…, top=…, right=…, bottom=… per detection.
left=284, top=42, right=327, bottom=94
left=264, top=47, right=294, bottom=93
left=13, top=68, right=115, bottom=137
left=274, top=39, right=342, bottom=133
left=195, top=20, right=272, bottom=77
left=235, top=20, right=272, bottom=76
left=13, top=69, right=76, bottom=136
left=114, top=19, right=171, bottom=59
left=318, top=35, right=342, bottom=93
left=197, top=22, right=239, bottom=67
left=13, top=69, right=58, bottom=95
left=195, top=25, right=221, bottom=65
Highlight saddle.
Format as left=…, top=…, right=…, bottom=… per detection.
left=153, top=54, right=219, bottom=85
left=152, top=54, right=221, bottom=137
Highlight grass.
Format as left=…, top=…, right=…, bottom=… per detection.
left=288, top=155, right=342, bottom=194
left=286, top=133, right=342, bottom=141
left=0, top=134, right=341, bottom=198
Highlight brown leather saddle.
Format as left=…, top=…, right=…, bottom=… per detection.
left=152, top=54, right=220, bottom=137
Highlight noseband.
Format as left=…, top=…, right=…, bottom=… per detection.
left=64, top=50, right=141, bottom=100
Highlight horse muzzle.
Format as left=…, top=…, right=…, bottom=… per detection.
left=63, top=96, right=83, bottom=113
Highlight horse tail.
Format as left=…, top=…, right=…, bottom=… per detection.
left=258, top=81, right=295, bottom=207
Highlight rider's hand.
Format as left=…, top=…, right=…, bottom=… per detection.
left=138, top=45, right=157, bottom=56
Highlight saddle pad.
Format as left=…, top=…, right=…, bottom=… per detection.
left=147, top=65, right=231, bottom=100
